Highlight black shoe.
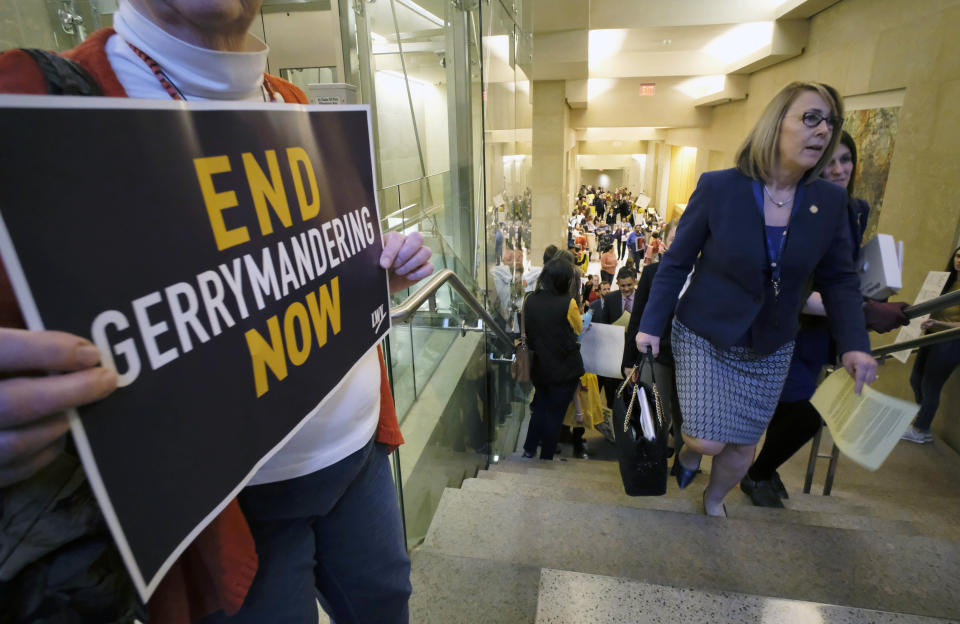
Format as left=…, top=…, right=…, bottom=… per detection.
left=770, top=471, right=789, bottom=499
left=672, top=457, right=699, bottom=489
left=740, top=475, right=785, bottom=508
left=521, top=451, right=535, bottom=459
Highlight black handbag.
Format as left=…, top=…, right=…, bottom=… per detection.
left=612, top=351, right=669, bottom=496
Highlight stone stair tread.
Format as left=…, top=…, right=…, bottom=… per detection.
left=502, top=454, right=621, bottom=474
left=422, top=488, right=960, bottom=620
left=410, top=550, right=540, bottom=624
left=478, top=467, right=922, bottom=524
left=461, top=478, right=923, bottom=537
left=535, top=569, right=952, bottom=624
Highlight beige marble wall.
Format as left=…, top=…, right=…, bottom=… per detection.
left=684, top=0, right=960, bottom=450
left=531, top=80, right=570, bottom=264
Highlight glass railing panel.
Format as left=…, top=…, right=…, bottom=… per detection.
left=487, top=347, right=528, bottom=461
left=394, top=328, right=489, bottom=550
left=386, top=323, right=416, bottom=421
left=365, top=0, right=449, bottom=188
left=379, top=183, right=402, bottom=231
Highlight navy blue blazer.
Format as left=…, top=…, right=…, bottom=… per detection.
left=637, top=168, right=869, bottom=356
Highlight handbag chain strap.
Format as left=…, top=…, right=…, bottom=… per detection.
left=618, top=357, right=665, bottom=433
left=623, top=385, right=637, bottom=433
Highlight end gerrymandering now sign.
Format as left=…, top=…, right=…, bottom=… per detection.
left=0, top=97, right=391, bottom=601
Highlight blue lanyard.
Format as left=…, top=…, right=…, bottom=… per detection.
left=752, top=181, right=804, bottom=298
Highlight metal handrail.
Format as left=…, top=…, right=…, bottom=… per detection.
left=872, top=327, right=960, bottom=358
left=902, top=288, right=960, bottom=318
left=390, top=268, right=514, bottom=347
left=870, top=289, right=960, bottom=359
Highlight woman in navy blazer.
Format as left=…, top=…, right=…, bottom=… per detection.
left=635, top=82, right=877, bottom=517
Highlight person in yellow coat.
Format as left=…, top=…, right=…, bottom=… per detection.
left=561, top=291, right=606, bottom=459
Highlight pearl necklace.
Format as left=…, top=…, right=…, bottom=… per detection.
left=763, top=185, right=794, bottom=207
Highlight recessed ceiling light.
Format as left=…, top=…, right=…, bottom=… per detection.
left=588, top=29, right=629, bottom=69
left=703, top=22, right=774, bottom=64
left=675, top=75, right=726, bottom=99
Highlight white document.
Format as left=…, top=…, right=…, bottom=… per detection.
left=889, top=271, right=951, bottom=364
left=580, top=322, right=626, bottom=378
left=636, top=386, right=657, bottom=441
left=810, top=369, right=919, bottom=470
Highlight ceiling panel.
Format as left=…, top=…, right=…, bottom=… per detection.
left=588, top=0, right=779, bottom=29
left=608, top=25, right=736, bottom=53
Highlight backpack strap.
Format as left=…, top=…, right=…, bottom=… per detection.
left=19, top=48, right=103, bottom=96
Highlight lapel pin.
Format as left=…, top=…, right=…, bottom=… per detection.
left=810, top=205, right=819, bottom=214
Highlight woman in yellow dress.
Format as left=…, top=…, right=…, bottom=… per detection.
left=563, top=282, right=606, bottom=459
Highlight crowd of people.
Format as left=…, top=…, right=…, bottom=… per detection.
left=566, top=186, right=664, bottom=276
left=518, top=80, right=957, bottom=521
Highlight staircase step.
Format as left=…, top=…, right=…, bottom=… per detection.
left=410, top=550, right=539, bottom=624
left=534, top=569, right=951, bottom=624
left=422, top=488, right=960, bottom=620
left=500, top=454, right=621, bottom=476
left=461, top=477, right=923, bottom=537
left=465, top=477, right=698, bottom=513
left=478, top=468, right=921, bottom=524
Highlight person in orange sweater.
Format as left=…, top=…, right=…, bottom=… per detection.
left=0, top=1, right=432, bottom=622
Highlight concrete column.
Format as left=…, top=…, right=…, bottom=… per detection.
left=656, top=142, right=670, bottom=220
left=643, top=141, right=657, bottom=196
left=531, top=80, right=570, bottom=264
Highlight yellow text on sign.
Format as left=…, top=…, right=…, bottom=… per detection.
left=194, top=147, right=321, bottom=252
left=244, top=276, right=341, bottom=397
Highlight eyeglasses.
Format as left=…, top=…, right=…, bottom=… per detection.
left=800, top=111, right=843, bottom=130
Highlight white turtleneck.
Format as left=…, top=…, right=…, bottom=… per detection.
left=106, top=1, right=270, bottom=101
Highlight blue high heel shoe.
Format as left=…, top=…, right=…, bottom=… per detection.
left=672, top=457, right=699, bottom=489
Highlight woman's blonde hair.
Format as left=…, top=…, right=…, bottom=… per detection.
left=735, top=81, right=843, bottom=184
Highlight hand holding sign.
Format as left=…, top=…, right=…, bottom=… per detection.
left=381, top=231, right=434, bottom=294
left=0, top=328, right=117, bottom=486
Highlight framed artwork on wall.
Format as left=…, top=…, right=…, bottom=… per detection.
left=843, top=105, right=901, bottom=242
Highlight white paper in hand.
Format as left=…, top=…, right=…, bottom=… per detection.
left=810, top=369, right=919, bottom=470
left=580, top=322, right=626, bottom=378
left=636, top=386, right=657, bottom=441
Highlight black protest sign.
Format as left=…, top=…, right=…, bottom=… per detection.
left=0, top=97, right=391, bottom=600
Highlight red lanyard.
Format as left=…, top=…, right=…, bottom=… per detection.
left=127, top=42, right=281, bottom=102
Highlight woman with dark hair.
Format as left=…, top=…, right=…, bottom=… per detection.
left=903, top=246, right=960, bottom=443
left=634, top=82, right=876, bottom=517
left=521, top=258, right=585, bottom=460
left=581, top=279, right=596, bottom=312
left=741, top=130, right=909, bottom=506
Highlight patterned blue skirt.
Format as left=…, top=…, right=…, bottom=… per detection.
left=671, top=317, right=794, bottom=445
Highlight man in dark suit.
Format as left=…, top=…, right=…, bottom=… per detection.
left=588, top=280, right=611, bottom=317
left=594, top=267, right=637, bottom=324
